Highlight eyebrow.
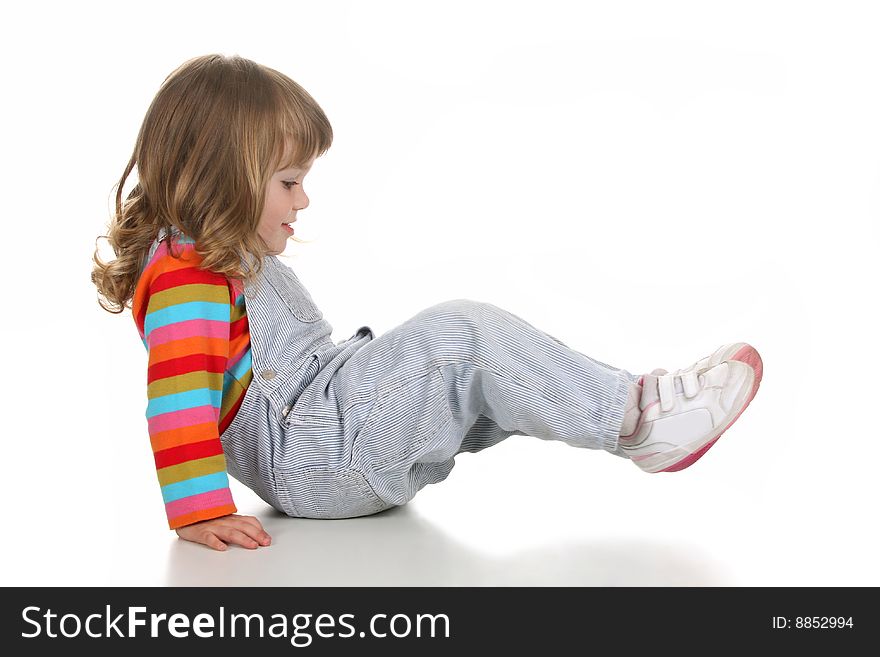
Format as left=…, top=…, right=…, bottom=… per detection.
left=277, top=164, right=313, bottom=174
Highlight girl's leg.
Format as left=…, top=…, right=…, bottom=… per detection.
left=435, top=302, right=637, bottom=457
left=345, top=299, right=638, bottom=506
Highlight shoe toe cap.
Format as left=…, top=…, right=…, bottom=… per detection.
left=716, top=360, right=755, bottom=413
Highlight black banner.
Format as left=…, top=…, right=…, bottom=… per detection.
left=3, top=587, right=872, bottom=653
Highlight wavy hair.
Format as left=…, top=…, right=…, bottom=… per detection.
left=91, top=53, right=333, bottom=313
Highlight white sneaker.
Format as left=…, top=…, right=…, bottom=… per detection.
left=619, top=343, right=763, bottom=473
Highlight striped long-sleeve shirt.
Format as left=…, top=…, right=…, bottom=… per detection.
left=131, top=230, right=253, bottom=529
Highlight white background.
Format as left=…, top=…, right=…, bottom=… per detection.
left=2, top=0, right=878, bottom=585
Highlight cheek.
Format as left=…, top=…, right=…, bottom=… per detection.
left=262, top=193, right=287, bottom=222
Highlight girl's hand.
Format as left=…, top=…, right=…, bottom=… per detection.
left=175, top=514, right=272, bottom=551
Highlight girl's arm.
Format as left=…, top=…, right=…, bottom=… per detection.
left=134, top=248, right=240, bottom=533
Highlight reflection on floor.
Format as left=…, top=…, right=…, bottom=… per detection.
left=164, top=501, right=727, bottom=587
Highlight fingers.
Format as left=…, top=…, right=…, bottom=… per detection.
left=240, top=520, right=272, bottom=547
left=215, top=516, right=272, bottom=549
left=215, top=527, right=261, bottom=550
left=204, top=533, right=228, bottom=552
left=176, top=524, right=229, bottom=551
left=232, top=515, right=272, bottom=546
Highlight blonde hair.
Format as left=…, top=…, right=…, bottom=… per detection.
left=91, top=53, right=333, bottom=313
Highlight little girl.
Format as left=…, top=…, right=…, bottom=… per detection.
left=92, top=54, right=763, bottom=552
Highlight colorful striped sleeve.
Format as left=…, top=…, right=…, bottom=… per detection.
left=138, top=251, right=238, bottom=530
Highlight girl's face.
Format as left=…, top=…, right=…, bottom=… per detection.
left=258, top=156, right=315, bottom=254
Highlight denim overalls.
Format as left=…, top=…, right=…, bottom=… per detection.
left=219, top=253, right=638, bottom=519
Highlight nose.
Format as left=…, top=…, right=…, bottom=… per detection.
left=296, top=190, right=309, bottom=212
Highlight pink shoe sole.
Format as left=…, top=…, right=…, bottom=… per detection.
left=658, top=344, right=764, bottom=472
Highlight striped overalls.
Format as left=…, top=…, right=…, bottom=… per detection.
left=219, top=254, right=638, bottom=519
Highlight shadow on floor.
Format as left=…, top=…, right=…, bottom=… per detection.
left=165, top=504, right=728, bottom=586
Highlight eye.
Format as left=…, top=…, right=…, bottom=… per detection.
left=282, top=180, right=299, bottom=190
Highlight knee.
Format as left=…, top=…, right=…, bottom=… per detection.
left=428, top=298, right=492, bottom=321
left=411, top=299, right=491, bottom=354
